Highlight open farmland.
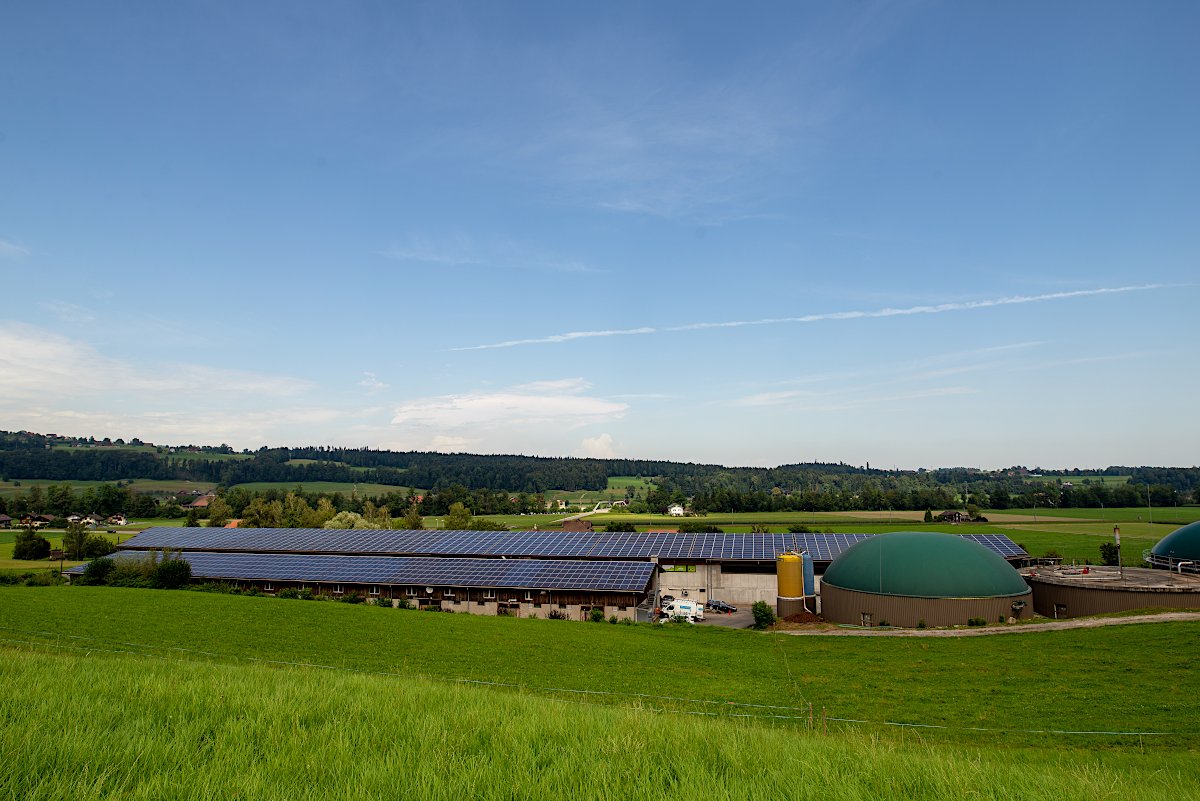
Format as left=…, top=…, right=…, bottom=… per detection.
left=0, top=586, right=1195, bottom=799
left=1003, top=506, right=1200, bottom=526
left=1023, top=474, right=1133, bottom=486
left=0, top=478, right=217, bottom=497
left=1, top=587, right=1196, bottom=743
left=229, top=481, right=418, bottom=496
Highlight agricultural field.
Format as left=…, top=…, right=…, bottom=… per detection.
left=543, top=476, right=658, bottom=507
left=0, top=587, right=1195, bottom=799
left=425, top=513, right=566, bottom=529
left=229, top=481, right=417, bottom=496
left=1003, top=506, right=1200, bottom=526
left=0, top=478, right=217, bottom=497
left=1023, top=474, right=1133, bottom=486
left=607, top=475, right=657, bottom=492
left=284, top=458, right=373, bottom=472
left=0, top=530, right=90, bottom=573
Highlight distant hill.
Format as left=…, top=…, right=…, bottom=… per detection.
left=1, top=430, right=1197, bottom=506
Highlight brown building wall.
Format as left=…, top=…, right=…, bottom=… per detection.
left=1026, top=579, right=1200, bottom=618
left=820, top=585, right=1032, bottom=627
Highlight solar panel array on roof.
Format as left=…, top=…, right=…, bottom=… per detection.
left=120, top=527, right=1026, bottom=561
left=961, top=533, right=1027, bottom=558
left=67, top=551, right=655, bottom=592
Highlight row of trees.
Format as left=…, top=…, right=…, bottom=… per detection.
left=9, top=429, right=1199, bottom=499
left=12, top=522, right=117, bottom=561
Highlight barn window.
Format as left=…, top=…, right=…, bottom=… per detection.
left=524, top=591, right=532, bottom=601
left=263, top=583, right=273, bottom=592
left=443, top=589, right=455, bottom=598
left=484, top=589, right=496, bottom=599
left=406, top=587, right=417, bottom=597
left=334, top=584, right=344, bottom=595
left=369, top=586, right=380, bottom=596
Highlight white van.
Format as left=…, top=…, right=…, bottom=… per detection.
left=660, top=599, right=705, bottom=623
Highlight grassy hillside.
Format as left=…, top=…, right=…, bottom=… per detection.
left=5, top=647, right=1194, bottom=801
left=1, top=587, right=1195, bottom=748
left=1, top=586, right=1197, bottom=799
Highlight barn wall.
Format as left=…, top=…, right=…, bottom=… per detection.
left=206, top=579, right=641, bottom=620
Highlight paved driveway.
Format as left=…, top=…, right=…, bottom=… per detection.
left=697, top=609, right=755, bottom=628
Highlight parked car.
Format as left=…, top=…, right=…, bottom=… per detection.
left=706, top=599, right=737, bottom=613
left=659, top=594, right=675, bottom=607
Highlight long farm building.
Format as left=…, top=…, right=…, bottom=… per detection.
left=79, top=526, right=1030, bottom=620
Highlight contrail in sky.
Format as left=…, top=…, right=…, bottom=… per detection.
left=451, top=284, right=1165, bottom=351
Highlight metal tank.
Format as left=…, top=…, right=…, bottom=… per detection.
left=776, top=550, right=814, bottom=618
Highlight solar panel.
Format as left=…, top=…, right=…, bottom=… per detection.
left=70, top=551, right=656, bottom=592
left=120, top=527, right=1025, bottom=562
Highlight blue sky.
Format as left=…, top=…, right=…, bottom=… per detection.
left=1, top=1, right=1197, bottom=468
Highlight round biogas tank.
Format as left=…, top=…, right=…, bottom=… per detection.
left=1151, top=521, right=1200, bottom=564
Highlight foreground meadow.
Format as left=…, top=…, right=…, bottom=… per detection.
left=1, top=646, right=1193, bottom=801
left=0, top=586, right=1197, bottom=799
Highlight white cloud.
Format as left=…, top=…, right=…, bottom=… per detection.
left=379, top=234, right=601, bottom=275
left=452, top=327, right=656, bottom=352
left=40, top=300, right=96, bottom=324
left=514, top=377, right=592, bottom=393
left=578, top=433, right=617, bottom=459
left=454, top=285, right=1166, bottom=351
left=0, top=323, right=312, bottom=399
left=359, top=371, right=389, bottom=393
left=0, top=323, right=339, bottom=448
left=1, top=405, right=352, bottom=450
left=733, top=390, right=817, bottom=407
left=429, top=435, right=475, bottom=452
left=0, top=239, right=30, bottom=258
left=391, top=379, right=627, bottom=431
left=378, top=234, right=481, bottom=266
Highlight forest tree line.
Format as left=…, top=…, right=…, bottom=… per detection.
left=2, top=430, right=1198, bottom=513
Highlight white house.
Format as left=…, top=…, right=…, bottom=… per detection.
left=667, top=504, right=685, bottom=517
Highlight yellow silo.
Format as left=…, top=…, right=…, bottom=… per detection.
left=776, top=551, right=807, bottom=618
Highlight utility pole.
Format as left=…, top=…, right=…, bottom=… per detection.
left=1114, top=525, right=1123, bottom=581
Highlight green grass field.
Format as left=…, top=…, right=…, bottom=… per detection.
left=543, top=476, right=659, bottom=506
left=229, top=481, right=416, bottom=496
left=1023, top=474, right=1133, bottom=486
left=283, top=458, right=374, bottom=472
left=0, top=587, right=1196, bottom=799
left=1, top=587, right=1196, bottom=744
left=1003, top=506, right=1200, bottom=525
left=0, top=478, right=217, bottom=497
left=607, top=475, right=657, bottom=491
left=4, top=649, right=1191, bottom=801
